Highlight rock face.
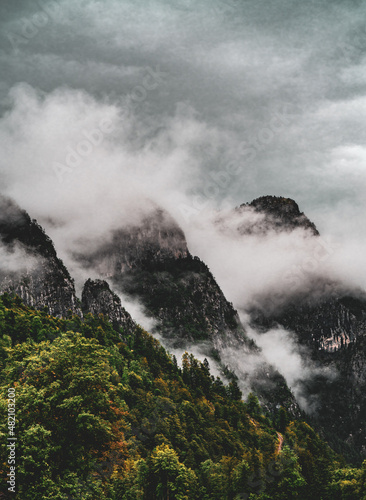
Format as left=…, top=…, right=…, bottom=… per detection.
left=226, top=195, right=319, bottom=236
left=236, top=196, right=365, bottom=354
left=262, top=292, right=366, bottom=461
left=241, top=196, right=366, bottom=462
left=75, top=208, right=189, bottom=276
left=0, top=195, right=81, bottom=317
left=0, top=193, right=300, bottom=416
left=74, top=207, right=244, bottom=347
left=81, top=278, right=135, bottom=334
left=252, top=290, right=366, bottom=353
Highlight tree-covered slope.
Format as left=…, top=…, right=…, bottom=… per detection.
left=0, top=294, right=364, bottom=500
left=74, top=205, right=300, bottom=418
left=0, top=195, right=299, bottom=424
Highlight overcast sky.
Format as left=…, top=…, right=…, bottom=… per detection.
left=0, top=0, right=365, bottom=290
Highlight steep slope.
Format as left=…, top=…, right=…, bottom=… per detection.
left=0, top=194, right=81, bottom=317
left=258, top=291, right=366, bottom=461
left=1, top=195, right=292, bottom=415
left=72, top=204, right=300, bottom=415
left=224, top=195, right=366, bottom=353
left=81, top=278, right=136, bottom=334
left=1, top=295, right=352, bottom=500
left=251, top=288, right=366, bottom=462
left=252, top=289, right=366, bottom=353
left=74, top=206, right=245, bottom=348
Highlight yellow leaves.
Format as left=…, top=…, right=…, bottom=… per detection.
left=197, top=396, right=215, bottom=418
left=249, top=417, right=259, bottom=430
left=128, top=371, right=143, bottom=390
left=340, top=479, right=357, bottom=488
left=141, top=356, right=148, bottom=368
left=168, top=381, right=192, bottom=402
left=151, top=443, right=180, bottom=468
left=154, top=377, right=169, bottom=396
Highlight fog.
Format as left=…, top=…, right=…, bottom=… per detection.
left=0, top=241, right=39, bottom=274
left=183, top=204, right=366, bottom=313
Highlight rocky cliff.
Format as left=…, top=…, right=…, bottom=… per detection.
left=81, top=278, right=136, bottom=335
left=0, top=194, right=81, bottom=317
left=72, top=204, right=300, bottom=415
left=73, top=207, right=244, bottom=347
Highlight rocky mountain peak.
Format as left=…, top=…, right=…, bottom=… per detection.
left=74, top=206, right=189, bottom=276
left=81, top=278, right=135, bottom=334
left=249, top=195, right=301, bottom=214
left=238, top=195, right=319, bottom=235
left=72, top=206, right=244, bottom=345
left=0, top=194, right=81, bottom=317
left=0, top=195, right=59, bottom=260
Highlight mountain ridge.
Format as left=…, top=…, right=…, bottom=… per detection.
left=2, top=192, right=366, bottom=463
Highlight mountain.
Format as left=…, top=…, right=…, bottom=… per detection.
left=222, top=195, right=319, bottom=236
left=237, top=196, right=366, bottom=463
left=0, top=195, right=81, bottom=317
left=73, top=206, right=247, bottom=349
left=71, top=204, right=301, bottom=415
left=4, top=193, right=366, bottom=463
left=251, top=289, right=366, bottom=463
left=0, top=195, right=298, bottom=416
left=246, top=196, right=319, bottom=234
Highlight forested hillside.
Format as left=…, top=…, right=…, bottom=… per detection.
left=0, top=294, right=365, bottom=499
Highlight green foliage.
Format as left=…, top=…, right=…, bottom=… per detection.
left=0, top=294, right=364, bottom=499
left=328, top=460, right=366, bottom=499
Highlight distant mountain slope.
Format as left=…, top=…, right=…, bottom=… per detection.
left=251, top=289, right=366, bottom=463
left=238, top=196, right=366, bottom=463
left=0, top=194, right=81, bottom=317
left=216, top=195, right=319, bottom=237
left=245, top=195, right=319, bottom=235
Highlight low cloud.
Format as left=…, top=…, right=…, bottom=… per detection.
left=183, top=206, right=343, bottom=313
left=0, top=83, right=223, bottom=284
left=0, top=241, right=39, bottom=274
left=242, top=318, right=338, bottom=413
